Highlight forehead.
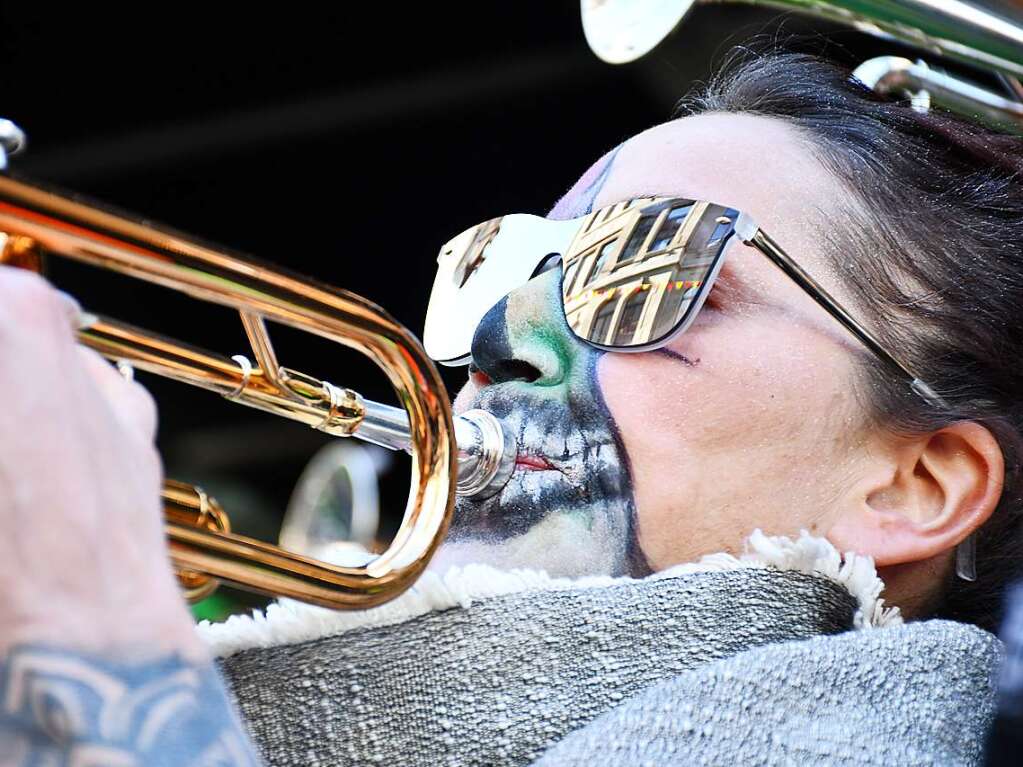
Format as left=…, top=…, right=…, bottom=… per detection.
left=594, top=113, right=837, bottom=244
left=583, top=113, right=850, bottom=302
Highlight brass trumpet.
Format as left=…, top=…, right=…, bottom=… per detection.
left=0, top=129, right=514, bottom=610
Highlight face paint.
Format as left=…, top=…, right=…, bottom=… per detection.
left=547, top=145, right=621, bottom=221
left=436, top=270, right=648, bottom=578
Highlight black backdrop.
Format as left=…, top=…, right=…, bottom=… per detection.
left=0, top=2, right=997, bottom=605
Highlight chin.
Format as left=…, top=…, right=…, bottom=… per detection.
left=431, top=501, right=630, bottom=578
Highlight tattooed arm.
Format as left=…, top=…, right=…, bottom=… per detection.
left=0, top=268, right=261, bottom=765
left=0, top=645, right=260, bottom=765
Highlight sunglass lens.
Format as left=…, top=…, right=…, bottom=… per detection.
left=562, top=199, right=736, bottom=349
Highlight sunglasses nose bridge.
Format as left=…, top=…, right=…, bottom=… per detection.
left=530, top=252, right=563, bottom=280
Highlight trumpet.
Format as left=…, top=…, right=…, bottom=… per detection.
left=0, top=125, right=515, bottom=610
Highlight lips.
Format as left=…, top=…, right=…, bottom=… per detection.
left=514, top=453, right=556, bottom=471
left=450, top=386, right=627, bottom=539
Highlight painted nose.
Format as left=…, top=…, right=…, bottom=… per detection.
left=469, top=268, right=574, bottom=387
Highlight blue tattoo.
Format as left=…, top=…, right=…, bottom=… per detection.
left=0, top=644, right=261, bottom=766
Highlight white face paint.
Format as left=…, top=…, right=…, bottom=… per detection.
left=437, top=270, right=643, bottom=578
left=428, top=145, right=648, bottom=578
left=431, top=513, right=625, bottom=577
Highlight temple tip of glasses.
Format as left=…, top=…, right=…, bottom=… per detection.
left=910, top=378, right=949, bottom=409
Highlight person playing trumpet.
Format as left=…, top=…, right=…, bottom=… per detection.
left=2, top=49, right=1022, bottom=766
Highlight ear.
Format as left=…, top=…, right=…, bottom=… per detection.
left=827, top=421, right=1004, bottom=566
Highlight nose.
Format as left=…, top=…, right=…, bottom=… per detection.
left=470, top=268, right=580, bottom=387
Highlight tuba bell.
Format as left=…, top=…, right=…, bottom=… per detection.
left=581, top=0, right=1023, bottom=133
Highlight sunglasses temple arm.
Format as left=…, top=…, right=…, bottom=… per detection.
left=735, top=217, right=975, bottom=581
left=733, top=215, right=946, bottom=410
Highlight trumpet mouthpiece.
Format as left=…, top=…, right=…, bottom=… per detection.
left=454, top=409, right=516, bottom=499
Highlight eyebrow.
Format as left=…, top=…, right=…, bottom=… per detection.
left=717, top=239, right=864, bottom=353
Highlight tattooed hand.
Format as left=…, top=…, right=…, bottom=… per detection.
left=0, top=267, right=261, bottom=765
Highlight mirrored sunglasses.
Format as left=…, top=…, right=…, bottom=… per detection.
left=425, top=194, right=978, bottom=580
left=425, top=195, right=938, bottom=409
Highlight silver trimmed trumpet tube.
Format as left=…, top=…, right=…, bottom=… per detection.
left=357, top=401, right=516, bottom=499
left=854, top=55, right=1023, bottom=134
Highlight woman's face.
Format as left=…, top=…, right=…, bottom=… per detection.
left=437, top=112, right=877, bottom=576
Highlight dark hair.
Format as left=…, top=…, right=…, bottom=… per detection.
left=678, top=49, right=1023, bottom=632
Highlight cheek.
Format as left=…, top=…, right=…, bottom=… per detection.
left=597, top=320, right=859, bottom=568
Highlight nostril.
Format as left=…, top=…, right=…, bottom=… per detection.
left=468, top=362, right=493, bottom=386
left=492, top=358, right=542, bottom=383
left=469, top=295, right=551, bottom=385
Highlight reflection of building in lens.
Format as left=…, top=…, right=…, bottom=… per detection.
left=563, top=198, right=735, bottom=347
left=451, top=217, right=502, bottom=288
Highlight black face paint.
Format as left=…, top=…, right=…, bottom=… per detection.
left=437, top=271, right=649, bottom=578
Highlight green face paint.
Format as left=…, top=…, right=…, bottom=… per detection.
left=441, top=269, right=645, bottom=578
left=433, top=144, right=647, bottom=577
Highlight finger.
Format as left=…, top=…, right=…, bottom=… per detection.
left=76, top=346, right=159, bottom=442
left=0, top=268, right=79, bottom=347
left=54, top=290, right=99, bottom=335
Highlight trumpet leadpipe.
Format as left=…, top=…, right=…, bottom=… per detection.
left=75, top=313, right=515, bottom=499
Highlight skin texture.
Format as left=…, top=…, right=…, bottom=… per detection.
left=591, top=113, right=865, bottom=568
left=0, top=270, right=195, bottom=658
left=441, top=112, right=1004, bottom=614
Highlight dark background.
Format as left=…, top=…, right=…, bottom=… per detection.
left=1, top=1, right=1017, bottom=611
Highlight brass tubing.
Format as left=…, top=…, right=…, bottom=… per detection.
left=163, top=481, right=231, bottom=604
left=78, top=316, right=363, bottom=436
left=0, top=172, right=457, bottom=609
left=165, top=523, right=407, bottom=608
left=78, top=314, right=516, bottom=495
left=81, top=317, right=269, bottom=395
left=584, top=0, right=1023, bottom=77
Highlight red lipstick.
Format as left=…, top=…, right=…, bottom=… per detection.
left=515, top=453, right=555, bottom=471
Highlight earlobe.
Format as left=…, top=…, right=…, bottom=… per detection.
left=828, top=421, right=1004, bottom=567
